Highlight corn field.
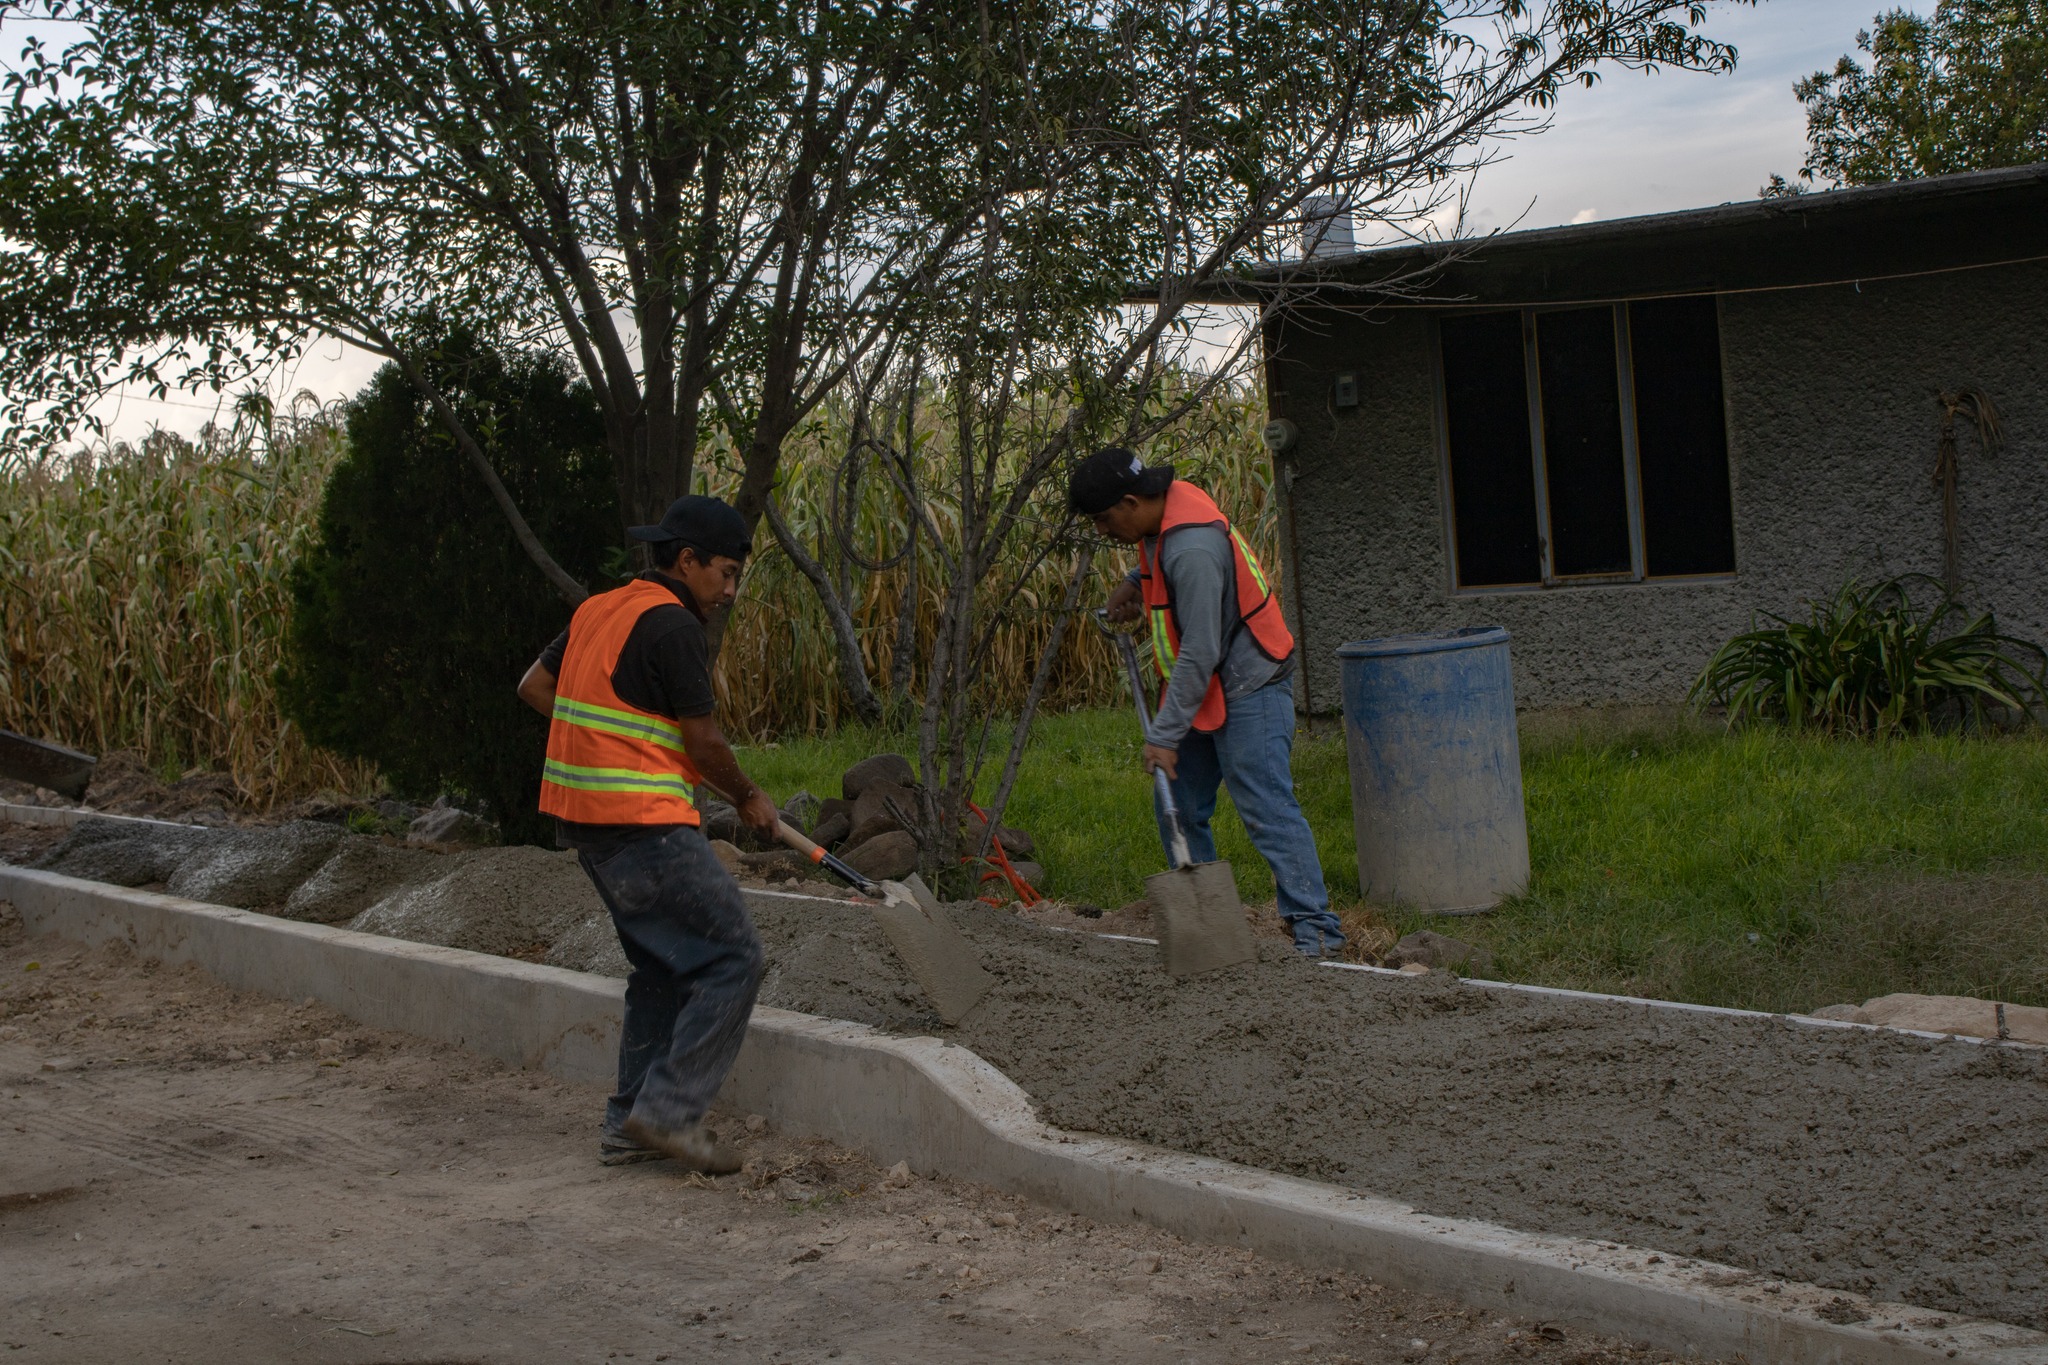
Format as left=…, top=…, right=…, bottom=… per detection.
left=0, top=410, right=376, bottom=804
left=703, top=377, right=1285, bottom=740
left=1, top=379, right=1282, bottom=801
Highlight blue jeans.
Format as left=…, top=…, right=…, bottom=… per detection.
left=576, top=825, right=764, bottom=1135
left=1154, top=675, right=1343, bottom=955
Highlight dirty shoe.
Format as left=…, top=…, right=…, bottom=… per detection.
left=619, top=1116, right=742, bottom=1174
left=598, top=1131, right=669, bottom=1167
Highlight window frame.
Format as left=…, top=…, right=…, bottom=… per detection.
left=1429, top=298, right=1738, bottom=597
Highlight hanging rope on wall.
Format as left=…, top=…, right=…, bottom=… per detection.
left=1930, top=387, right=2003, bottom=597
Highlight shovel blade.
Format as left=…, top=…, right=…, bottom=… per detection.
left=1147, top=860, right=1255, bottom=978
left=870, top=874, right=992, bottom=1025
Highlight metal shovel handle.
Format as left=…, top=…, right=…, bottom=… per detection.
left=1094, top=609, right=1193, bottom=870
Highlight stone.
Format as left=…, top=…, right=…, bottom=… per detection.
left=815, top=796, right=853, bottom=830
left=1005, top=860, right=1046, bottom=890
left=963, top=811, right=1035, bottom=858
left=1397, top=962, right=1432, bottom=976
left=841, top=829, right=919, bottom=882
left=708, top=839, right=745, bottom=877
left=697, top=798, right=740, bottom=843
left=847, top=780, right=918, bottom=848
left=841, top=753, right=915, bottom=801
left=166, top=820, right=346, bottom=909
left=780, top=790, right=821, bottom=835
left=1861, top=993, right=2048, bottom=1044
left=1809, top=1003, right=1872, bottom=1024
left=810, top=811, right=852, bottom=849
left=405, top=804, right=497, bottom=849
left=1385, top=929, right=1494, bottom=976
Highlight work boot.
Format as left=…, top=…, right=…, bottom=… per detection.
left=620, top=1115, right=743, bottom=1175
left=598, top=1130, right=669, bottom=1167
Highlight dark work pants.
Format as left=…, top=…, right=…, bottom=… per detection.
left=576, top=825, right=764, bottom=1136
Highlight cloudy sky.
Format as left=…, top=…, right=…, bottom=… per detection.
left=60, top=0, right=1904, bottom=447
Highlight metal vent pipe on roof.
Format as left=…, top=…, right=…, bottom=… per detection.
left=1301, top=197, right=1354, bottom=258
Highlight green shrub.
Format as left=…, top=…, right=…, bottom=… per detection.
left=278, top=336, right=619, bottom=843
left=1689, top=574, right=2048, bottom=737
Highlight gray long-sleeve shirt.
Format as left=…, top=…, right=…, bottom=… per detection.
left=1136, top=524, right=1292, bottom=749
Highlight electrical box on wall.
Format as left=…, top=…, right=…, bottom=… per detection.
left=1333, top=371, right=1359, bottom=408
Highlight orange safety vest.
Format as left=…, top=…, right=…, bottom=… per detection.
left=1137, top=481, right=1294, bottom=733
left=538, top=579, right=704, bottom=825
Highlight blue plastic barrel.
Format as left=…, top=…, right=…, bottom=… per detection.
left=1337, top=627, right=1529, bottom=914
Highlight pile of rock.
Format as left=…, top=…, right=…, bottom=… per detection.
left=697, top=751, right=1044, bottom=894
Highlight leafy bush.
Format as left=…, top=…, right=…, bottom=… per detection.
left=278, top=337, right=619, bottom=843
left=1689, top=575, right=2048, bottom=737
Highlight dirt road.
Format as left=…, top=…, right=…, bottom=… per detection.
left=0, top=906, right=1680, bottom=1365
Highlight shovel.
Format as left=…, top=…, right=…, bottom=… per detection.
left=1094, top=610, right=1255, bottom=979
left=769, top=818, right=993, bottom=1027
left=0, top=729, right=96, bottom=802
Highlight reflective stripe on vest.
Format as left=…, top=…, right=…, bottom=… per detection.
left=1137, top=481, right=1295, bottom=734
left=538, top=578, right=704, bottom=826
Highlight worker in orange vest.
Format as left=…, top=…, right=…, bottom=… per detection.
left=1072, top=447, right=1344, bottom=956
left=517, top=495, right=779, bottom=1172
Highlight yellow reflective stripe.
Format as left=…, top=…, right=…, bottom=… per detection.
left=1231, top=527, right=1272, bottom=599
left=541, top=759, right=695, bottom=797
left=1149, top=607, right=1175, bottom=678
left=551, top=696, right=687, bottom=753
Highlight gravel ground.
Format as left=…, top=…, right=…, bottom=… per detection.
left=0, top=903, right=1685, bottom=1365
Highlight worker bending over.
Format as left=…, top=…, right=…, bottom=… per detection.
left=1071, top=447, right=1344, bottom=957
left=517, top=495, right=778, bottom=1172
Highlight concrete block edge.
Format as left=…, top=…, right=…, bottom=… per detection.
left=1, top=864, right=2041, bottom=1365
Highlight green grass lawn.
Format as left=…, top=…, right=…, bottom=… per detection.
left=741, top=709, right=2048, bottom=1012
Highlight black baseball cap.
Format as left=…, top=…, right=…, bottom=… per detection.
left=1068, top=446, right=1174, bottom=516
left=627, top=495, right=753, bottom=561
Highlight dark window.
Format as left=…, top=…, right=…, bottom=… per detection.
left=1439, top=312, right=1541, bottom=587
left=1436, top=298, right=1734, bottom=589
left=1536, top=308, right=1632, bottom=576
left=1630, top=297, right=1736, bottom=576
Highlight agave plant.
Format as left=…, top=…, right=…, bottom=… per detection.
left=1689, top=575, right=2048, bottom=737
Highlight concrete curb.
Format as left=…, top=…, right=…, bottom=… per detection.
left=3, top=865, right=2045, bottom=1365
left=0, top=800, right=193, bottom=832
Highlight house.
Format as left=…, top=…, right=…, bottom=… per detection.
left=1253, top=163, right=2048, bottom=715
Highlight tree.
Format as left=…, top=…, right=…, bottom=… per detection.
left=277, top=335, right=618, bottom=843
left=757, top=0, right=1764, bottom=876
left=0, top=0, right=1050, bottom=606
left=1779, top=0, right=2048, bottom=188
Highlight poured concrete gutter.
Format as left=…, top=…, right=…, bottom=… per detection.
left=3, top=863, right=2044, bottom=1364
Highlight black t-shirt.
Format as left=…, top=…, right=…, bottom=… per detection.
left=541, top=572, right=715, bottom=854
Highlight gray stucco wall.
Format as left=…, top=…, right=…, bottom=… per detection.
left=1268, top=259, right=2048, bottom=713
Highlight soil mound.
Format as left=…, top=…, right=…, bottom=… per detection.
left=543, top=912, right=630, bottom=977
left=164, top=821, right=346, bottom=909
left=34, top=819, right=224, bottom=887
left=349, top=846, right=602, bottom=958
left=282, top=839, right=441, bottom=924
